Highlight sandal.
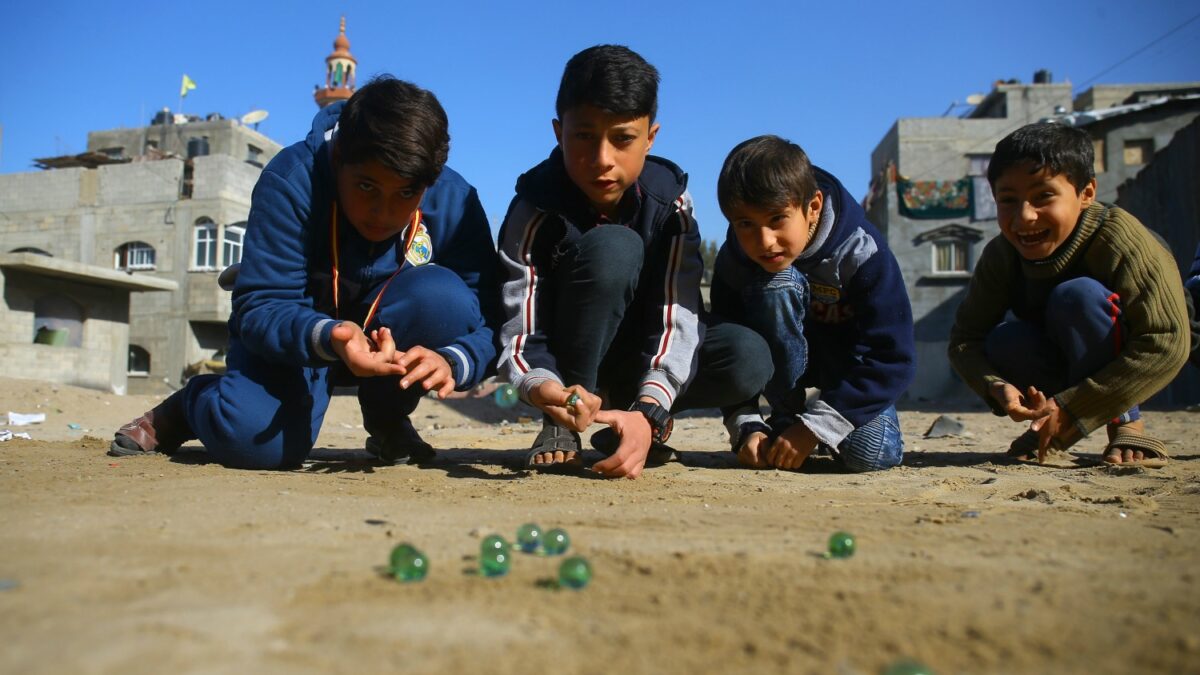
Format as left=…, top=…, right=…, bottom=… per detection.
left=1104, top=429, right=1170, bottom=468
left=591, top=427, right=675, bottom=467
left=526, top=422, right=582, bottom=470
left=109, top=390, right=193, bottom=457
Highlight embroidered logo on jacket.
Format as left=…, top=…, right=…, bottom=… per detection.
left=406, top=223, right=433, bottom=266
left=810, top=283, right=841, bottom=304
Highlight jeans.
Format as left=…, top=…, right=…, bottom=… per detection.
left=740, top=265, right=904, bottom=473
left=182, top=265, right=484, bottom=469
left=984, top=276, right=1139, bottom=424
left=546, top=225, right=771, bottom=413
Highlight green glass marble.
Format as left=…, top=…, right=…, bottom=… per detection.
left=480, top=548, right=511, bottom=577
left=557, top=556, right=592, bottom=589
left=388, top=543, right=429, bottom=582
left=516, top=523, right=542, bottom=553
left=493, top=384, right=519, bottom=408
left=828, top=531, right=856, bottom=559
left=542, top=528, right=570, bottom=556
left=882, top=660, right=934, bottom=675
left=481, top=534, right=509, bottom=557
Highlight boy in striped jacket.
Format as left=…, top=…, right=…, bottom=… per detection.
left=496, top=45, right=770, bottom=478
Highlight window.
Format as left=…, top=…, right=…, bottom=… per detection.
left=33, top=295, right=84, bottom=348
left=914, top=224, right=983, bottom=279
left=193, top=218, right=217, bottom=270
left=246, top=144, right=263, bottom=167
left=99, top=146, right=125, bottom=160
left=222, top=224, right=245, bottom=267
left=128, top=345, right=150, bottom=376
left=114, top=241, right=156, bottom=271
left=933, top=240, right=970, bottom=274
left=1093, top=138, right=1106, bottom=174
left=1123, top=139, right=1153, bottom=166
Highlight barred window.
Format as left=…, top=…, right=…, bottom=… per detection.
left=115, top=241, right=156, bottom=271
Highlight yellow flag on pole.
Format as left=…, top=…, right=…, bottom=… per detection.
left=180, top=74, right=197, bottom=97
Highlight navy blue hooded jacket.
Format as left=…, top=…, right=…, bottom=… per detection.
left=229, top=101, right=499, bottom=389
left=711, top=166, right=915, bottom=447
left=496, top=147, right=704, bottom=410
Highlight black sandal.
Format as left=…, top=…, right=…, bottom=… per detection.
left=526, top=422, right=583, bottom=470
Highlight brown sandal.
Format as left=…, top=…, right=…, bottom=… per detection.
left=1103, top=429, right=1169, bottom=468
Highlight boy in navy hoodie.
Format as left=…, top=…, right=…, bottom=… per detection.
left=110, top=76, right=499, bottom=469
left=496, top=45, right=770, bottom=478
left=711, top=135, right=915, bottom=472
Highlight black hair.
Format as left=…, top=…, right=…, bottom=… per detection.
left=718, top=135, right=819, bottom=216
left=987, top=122, right=1094, bottom=192
left=555, top=45, right=660, bottom=121
left=336, top=75, right=449, bottom=187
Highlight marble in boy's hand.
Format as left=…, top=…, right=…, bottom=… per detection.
left=530, top=382, right=600, bottom=432
left=767, top=422, right=818, bottom=470
left=394, top=346, right=455, bottom=399
left=331, top=323, right=407, bottom=378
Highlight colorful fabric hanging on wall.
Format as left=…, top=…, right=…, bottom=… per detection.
left=896, top=177, right=971, bottom=219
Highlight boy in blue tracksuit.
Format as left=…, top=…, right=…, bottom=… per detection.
left=711, top=135, right=915, bottom=472
left=110, top=76, right=499, bottom=469
left=496, top=45, right=770, bottom=478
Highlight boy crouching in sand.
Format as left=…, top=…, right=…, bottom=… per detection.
left=111, top=77, right=499, bottom=469
left=710, top=135, right=916, bottom=472
left=496, top=45, right=770, bottom=478
left=948, top=123, right=1189, bottom=467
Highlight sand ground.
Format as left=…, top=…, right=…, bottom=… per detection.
left=0, top=376, right=1198, bottom=675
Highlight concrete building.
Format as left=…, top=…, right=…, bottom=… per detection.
left=866, top=75, right=1200, bottom=401
left=0, top=252, right=176, bottom=393
left=0, top=18, right=360, bottom=394
left=0, top=119, right=281, bottom=393
left=1114, top=117, right=1200, bottom=406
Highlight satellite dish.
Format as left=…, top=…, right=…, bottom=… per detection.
left=241, top=109, right=269, bottom=128
left=965, top=94, right=985, bottom=106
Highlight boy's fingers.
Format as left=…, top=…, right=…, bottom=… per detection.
left=594, top=409, right=619, bottom=426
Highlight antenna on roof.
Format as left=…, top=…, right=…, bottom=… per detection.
left=241, top=110, right=269, bottom=130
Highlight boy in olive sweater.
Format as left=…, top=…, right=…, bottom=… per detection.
left=948, top=123, right=1189, bottom=467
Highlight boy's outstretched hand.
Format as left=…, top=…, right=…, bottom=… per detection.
left=591, top=408, right=652, bottom=479
left=394, top=345, right=455, bottom=399
left=529, top=381, right=601, bottom=432
left=990, top=382, right=1056, bottom=422
left=331, top=323, right=406, bottom=378
left=766, top=422, right=818, bottom=470
left=1029, top=399, right=1081, bottom=463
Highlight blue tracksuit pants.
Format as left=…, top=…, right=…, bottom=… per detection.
left=181, top=265, right=482, bottom=469
left=985, top=276, right=1139, bottom=424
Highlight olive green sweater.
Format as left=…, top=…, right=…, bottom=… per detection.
left=948, top=202, right=1190, bottom=438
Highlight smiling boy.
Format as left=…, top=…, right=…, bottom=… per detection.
left=111, top=77, right=499, bottom=469
left=710, top=135, right=915, bottom=472
left=496, top=45, right=770, bottom=478
left=949, top=123, right=1189, bottom=466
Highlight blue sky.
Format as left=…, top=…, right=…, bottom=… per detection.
left=3, top=1, right=1198, bottom=241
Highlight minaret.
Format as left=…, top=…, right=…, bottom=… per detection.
left=314, top=17, right=358, bottom=108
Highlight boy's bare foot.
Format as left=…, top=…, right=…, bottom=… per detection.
left=1103, top=420, right=1169, bottom=467
left=526, top=422, right=582, bottom=470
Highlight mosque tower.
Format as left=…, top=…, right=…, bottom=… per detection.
left=314, top=17, right=357, bottom=108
